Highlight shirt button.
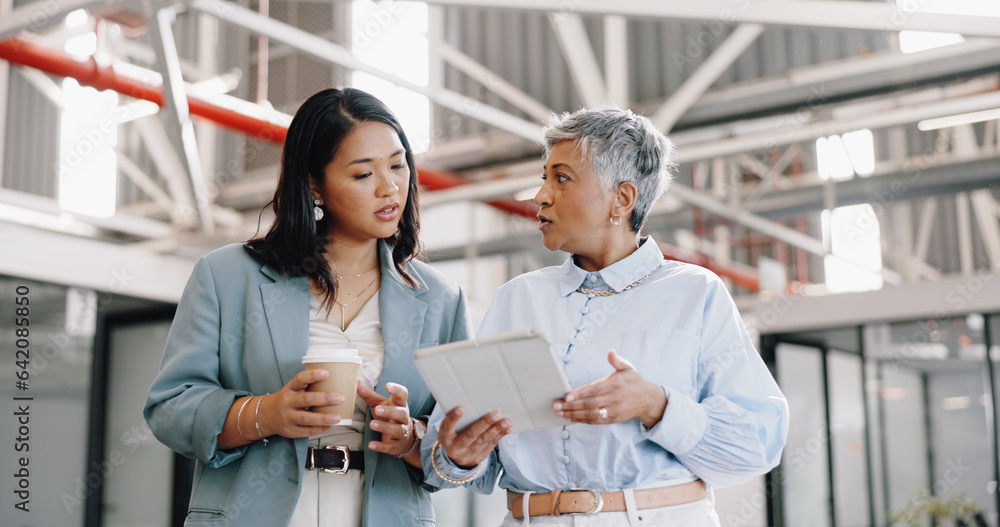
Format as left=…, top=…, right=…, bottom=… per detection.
left=562, top=456, right=570, bottom=464
left=575, top=324, right=584, bottom=331
left=587, top=275, right=596, bottom=283
left=561, top=430, right=570, bottom=439
left=581, top=306, right=590, bottom=314
left=562, top=355, right=570, bottom=363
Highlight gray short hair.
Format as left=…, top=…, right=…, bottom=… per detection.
left=543, top=107, right=675, bottom=232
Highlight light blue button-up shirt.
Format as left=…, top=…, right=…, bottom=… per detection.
left=423, top=237, right=788, bottom=493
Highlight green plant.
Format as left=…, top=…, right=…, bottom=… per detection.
left=887, top=490, right=985, bottom=527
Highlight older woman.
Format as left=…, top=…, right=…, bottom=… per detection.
left=422, top=107, right=788, bottom=526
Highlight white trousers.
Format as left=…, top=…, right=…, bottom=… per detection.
left=287, top=431, right=366, bottom=527
left=499, top=489, right=721, bottom=527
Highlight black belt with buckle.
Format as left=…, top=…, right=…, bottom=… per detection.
left=305, top=446, right=364, bottom=475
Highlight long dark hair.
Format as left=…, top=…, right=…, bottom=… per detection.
left=246, top=88, right=420, bottom=308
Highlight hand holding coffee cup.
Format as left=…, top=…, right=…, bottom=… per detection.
left=250, top=369, right=345, bottom=440
left=301, top=349, right=363, bottom=426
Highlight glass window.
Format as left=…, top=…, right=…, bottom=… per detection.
left=828, top=350, right=871, bottom=526
left=867, top=316, right=995, bottom=523
left=777, top=342, right=832, bottom=527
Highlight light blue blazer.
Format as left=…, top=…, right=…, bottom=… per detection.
left=144, top=240, right=472, bottom=527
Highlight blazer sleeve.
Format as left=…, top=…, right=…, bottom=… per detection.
left=143, top=256, right=250, bottom=468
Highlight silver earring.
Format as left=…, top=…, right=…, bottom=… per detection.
left=610, top=213, right=622, bottom=226
left=313, top=199, right=324, bottom=221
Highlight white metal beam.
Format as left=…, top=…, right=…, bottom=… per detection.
left=14, top=66, right=64, bottom=107
left=133, top=115, right=196, bottom=226
left=672, top=85, right=1000, bottom=163
left=652, top=23, right=764, bottom=133
left=913, top=198, right=937, bottom=264
left=0, top=189, right=173, bottom=239
left=668, top=181, right=827, bottom=256
left=604, top=15, right=628, bottom=108
left=739, top=269, right=1000, bottom=335
left=147, top=6, right=214, bottom=236
left=893, top=201, right=915, bottom=282
left=955, top=192, right=975, bottom=275
left=189, top=0, right=543, bottom=143
left=742, top=145, right=800, bottom=207
left=548, top=12, right=607, bottom=108
left=0, top=0, right=126, bottom=41
left=971, top=189, right=1000, bottom=270
left=116, top=152, right=177, bottom=219
left=413, top=0, right=1000, bottom=38
left=693, top=39, right=1000, bottom=109
left=0, top=221, right=193, bottom=303
left=439, top=42, right=551, bottom=123
left=421, top=174, right=542, bottom=207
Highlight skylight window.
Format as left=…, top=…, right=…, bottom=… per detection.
left=351, top=1, right=431, bottom=153
left=897, top=0, right=1000, bottom=54
left=817, top=129, right=883, bottom=292
left=822, top=206, right=884, bottom=293
left=58, top=23, right=118, bottom=218
left=816, top=129, right=874, bottom=180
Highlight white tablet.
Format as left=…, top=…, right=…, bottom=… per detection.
left=414, top=326, right=572, bottom=433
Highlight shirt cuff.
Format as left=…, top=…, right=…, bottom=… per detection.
left=434, top=442, right=484, bottom=481
left=641, top=386, right=708, bottom=456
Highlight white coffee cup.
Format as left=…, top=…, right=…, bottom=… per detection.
left=301, top=349, right=362, bottom=426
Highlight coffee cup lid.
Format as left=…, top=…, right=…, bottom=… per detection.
left=301, top=348, right=362, bottom=364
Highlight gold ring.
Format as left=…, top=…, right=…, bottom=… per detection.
left=598, top=407, right=608, bottom=420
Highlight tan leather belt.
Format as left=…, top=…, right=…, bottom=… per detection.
left=507, top=480, right=706, bottom=519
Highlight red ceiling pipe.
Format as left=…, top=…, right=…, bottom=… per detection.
left=0, top=36, right=288, bottom=143
left=415, top=168, right=542, bottom=218
left=0, top=36, right=757, bottom=290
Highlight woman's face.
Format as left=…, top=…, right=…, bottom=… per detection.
left=313, top=121, right=409, bottom=244
left=534, top=139, right=617, bottom=256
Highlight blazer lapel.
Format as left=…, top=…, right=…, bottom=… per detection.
left=259, top=265, right=310, bottom=389
left=366, top=241, right=428, bottom=482
left=376, top=240, right=428, bottom=396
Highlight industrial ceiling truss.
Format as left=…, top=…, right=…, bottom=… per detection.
left=1, top=0, right=999, bottom=294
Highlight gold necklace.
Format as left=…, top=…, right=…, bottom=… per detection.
left=576, top=265, right=659, bottom=296
left=335, top=265, right=378, bottom=280
left=334, top=274, right=379, bottom=331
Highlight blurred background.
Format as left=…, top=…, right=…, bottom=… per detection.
left=1, top=0, right=1000, bottom=525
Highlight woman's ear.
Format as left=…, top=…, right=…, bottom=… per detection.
left=614, top=181, right=638, bottom=217
left=308, top=176, right=320, bottom=202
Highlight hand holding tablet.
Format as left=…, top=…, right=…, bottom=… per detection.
left=414, top=327, right=571, bottom=433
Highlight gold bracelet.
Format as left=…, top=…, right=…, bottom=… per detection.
left=235, top=396, right=253, bottom=442
left=254, top=394, right=270, bottom=446
left=430, top=440, right=482, bottom=484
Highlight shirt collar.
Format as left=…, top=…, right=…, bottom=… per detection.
left=556, top=236, right=664, bottom=297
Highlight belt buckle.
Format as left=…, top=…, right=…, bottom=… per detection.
left=564, top=488, right=603, bottom=516
left=312, top=445, right=350, bottom=475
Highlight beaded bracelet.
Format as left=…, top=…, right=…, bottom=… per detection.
left=254, top=394, right=270, bottom=446
left=430, top=440, right=482, bottom=484
left=235, top=396, right=253, bottom=442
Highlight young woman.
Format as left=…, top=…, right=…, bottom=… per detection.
left=145, top=88, right=471, bottom=527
